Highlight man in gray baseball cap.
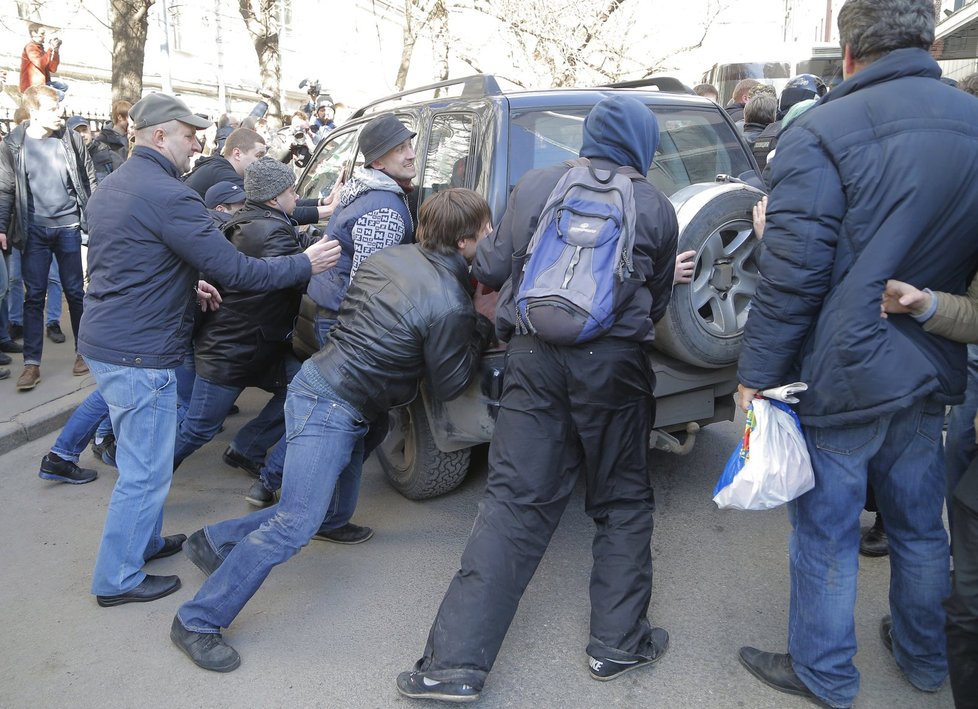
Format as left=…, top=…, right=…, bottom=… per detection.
left=78, top=91, right=341, bottom=609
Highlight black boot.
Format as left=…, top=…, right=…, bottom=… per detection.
left=859, top=512, right=888, bottom=557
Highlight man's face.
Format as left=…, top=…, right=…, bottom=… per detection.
left=159, top=121, right=201, bottom=174
left=74, top=125, right=92, bottom=146
left=272, top=185, right=298, bottom=215
left=30, top=95, right=62, bottom=133
left=371, top=138, right=416, bottom=182
left=217, top=201, right=245, bottom=215
left=460, top=220, right=492, bottom=263
left=235, top=142, right=267, bottom=173
left=31, top=27, right=45, bottom=45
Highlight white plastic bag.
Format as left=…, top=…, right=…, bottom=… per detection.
left=712, top=388, right=814, bottom=510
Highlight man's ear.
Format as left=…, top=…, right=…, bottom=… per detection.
left=843, top=44, right=856, bottom=80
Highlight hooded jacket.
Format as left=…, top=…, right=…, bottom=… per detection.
left=305, top=167, right=414, bottom=313
left=473, top=95, right=678, bottom=345
left=89, top=127, right=128, bottom=182
left=0, top=121, right=96, bottom=251
left=738, top=48, right=978, bottom=426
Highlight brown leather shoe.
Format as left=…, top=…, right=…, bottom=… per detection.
left=72, top=354, right=89, bottom=376
left=16, top=364, right=40, bottom=391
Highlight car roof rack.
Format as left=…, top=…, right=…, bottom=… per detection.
left=599, top=77, right=694, bottom=94
left=351, top=75, right=504, bottom=119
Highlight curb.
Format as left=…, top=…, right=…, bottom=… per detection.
left=0, top=383, right=95, bottom=456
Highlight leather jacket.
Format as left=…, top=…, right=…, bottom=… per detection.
left=311, top=243, right=493, bottom=421
left=194, top=201, right=315, bottom=388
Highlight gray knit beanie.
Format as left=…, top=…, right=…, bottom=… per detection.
left=244, top=156, right=296, bottom=203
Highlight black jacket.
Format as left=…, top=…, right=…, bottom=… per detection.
left=311, top=244, right=493, bottom=421
left=194, top=201, right=315, bottom=388
left=0, top=121, right=96, bottom=250
left=89, top=127, right=128, bottom=182
left=473, top=157, right=677, bottom=346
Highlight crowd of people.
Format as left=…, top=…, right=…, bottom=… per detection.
left=0, top=0, right=977, bottom=706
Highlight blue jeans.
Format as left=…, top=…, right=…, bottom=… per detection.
left=47, top=79, right=68, bottom=101
left=86, top=357, right=176, bottom=595
left=50, top=389, right=110, bottom=463
left=22, top=226, right=82, bottom=364
left=0, top=251, right=8, bottom=343
left=788, top=396, right=950, bottom=707
left=177, top=361, right=367, bottom=632
left=173, top=357, right=300, bottom=468
left=7, top=249, right=62, bottom=327
left=945, top=343, right=978, bottom=537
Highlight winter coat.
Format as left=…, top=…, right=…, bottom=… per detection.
left=89, top=127, right=128, bottom=182
left=473, top=96, right=678, bottom=346
left=193, top=201, right=316, bottom=388
left=0, top=121, right=96, bottom=250
left=311, top=243, right=493, bottom=421
left=738, top=48, right=978, bottom=427
left=78, top=146, right=311, bottom=369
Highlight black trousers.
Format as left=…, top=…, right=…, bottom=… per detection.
left=417, top=336, right=657, bottom=687
left=946, top=458, right=978, bottom=709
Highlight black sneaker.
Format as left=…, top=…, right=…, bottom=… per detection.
left=91, top=434, right=118, bottom=467
left=245, top=480, right=276, bottom=508
left=312, top=522, right=374, bottom=544
left=222, top=446, right=261, bottom=478
left=39, top=454, right=98, bottom=484
left=46, top=321, right=66, bottom=343
left=0, top=338, right=23, bottom=353
left=170, top=616, right=241, bottom=672
left=588, top=627, right=669, bottom=681
left=0, top=368, right=8, bottom=380
left=0, top=352, right=9, bottom=366
left=396, top=670, right=481, bottom=703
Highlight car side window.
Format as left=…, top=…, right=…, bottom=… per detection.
left=419, top=113, right=477, bottom=208
left=297, top=129, right=359, bottom=203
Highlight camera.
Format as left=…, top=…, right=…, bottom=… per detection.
left=299, top=78, right=321, bottom=101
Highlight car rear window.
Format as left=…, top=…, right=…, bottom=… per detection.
left=507, top=105, right=752, bottom=197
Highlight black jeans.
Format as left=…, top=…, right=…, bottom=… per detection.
left=417, top=336, right=657, bottom=687
left=946, top=458, right=978, bottom=709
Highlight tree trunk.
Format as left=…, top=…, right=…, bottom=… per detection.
left=239, top=0, right=282, bottom=126
left=109, top=0, right=156, bottom=104
left=395, top=0, right=418, bottom=91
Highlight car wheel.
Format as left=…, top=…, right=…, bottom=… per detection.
left=654, top=182, right=765, bottom=368
left=377, top=398, right=471, bottom=500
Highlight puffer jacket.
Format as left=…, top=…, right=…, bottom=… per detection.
left=738, top=48, right=978, bottom=426
left=311, top=244, right=493, bottom=421
left=79, top=147, right=311, bottom=369
left=0, top=121, right=96, bottom=250
left=194, top=201, right=315, bottom=388
left=305, top=167, right=413, bottom=313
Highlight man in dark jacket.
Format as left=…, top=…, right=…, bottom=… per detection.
left=735, top=2, right=978, bottom=707
left=396, top=95, right=678, bottom=702
left=0, top=84, right=95, bottom=390
left=170, top=188, right=494, bottom=672
left=79, top=92, right=341, bottom=608
left=172, top=158, right=337, bottom=479
left=89, top=100, right=131, bottom=182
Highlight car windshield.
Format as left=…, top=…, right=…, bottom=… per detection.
left=508, top=105, right=752, bottom=197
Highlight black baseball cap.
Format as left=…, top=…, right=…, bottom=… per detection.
left=204, top=181, right=246, bottom=209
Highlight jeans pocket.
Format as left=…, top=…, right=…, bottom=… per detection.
left=285, top=389, right=317, bottom=441
left=915, top=400, right=945, bottom=444
left=148, top=368, right=175, bottom=394
left=814, top=419, right=881, bottom=455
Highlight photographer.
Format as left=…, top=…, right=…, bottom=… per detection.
left=20, top=23, right=68, bottom=100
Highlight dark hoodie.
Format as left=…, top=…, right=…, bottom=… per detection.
left=473, top=95, right=678, bottom=345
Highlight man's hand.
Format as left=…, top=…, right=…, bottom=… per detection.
left=752, top=195, right=768, bottom=240
left=304, top=236, right=342, bottom=274
left=881, top=279, right=931, bottom=318
left=0, top=232, right=7, bottom=251
left=673, top=250, right=696, bottom=284
left=738, top=383, right=759, bottom=412
left=196, top=280, right=222, bottom=312
left=473, top=283, right=497, bottom=321
left=50, top=37, right=62, bottom=50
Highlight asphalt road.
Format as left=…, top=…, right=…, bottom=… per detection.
left=0, top=390, right=954, bottom=708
